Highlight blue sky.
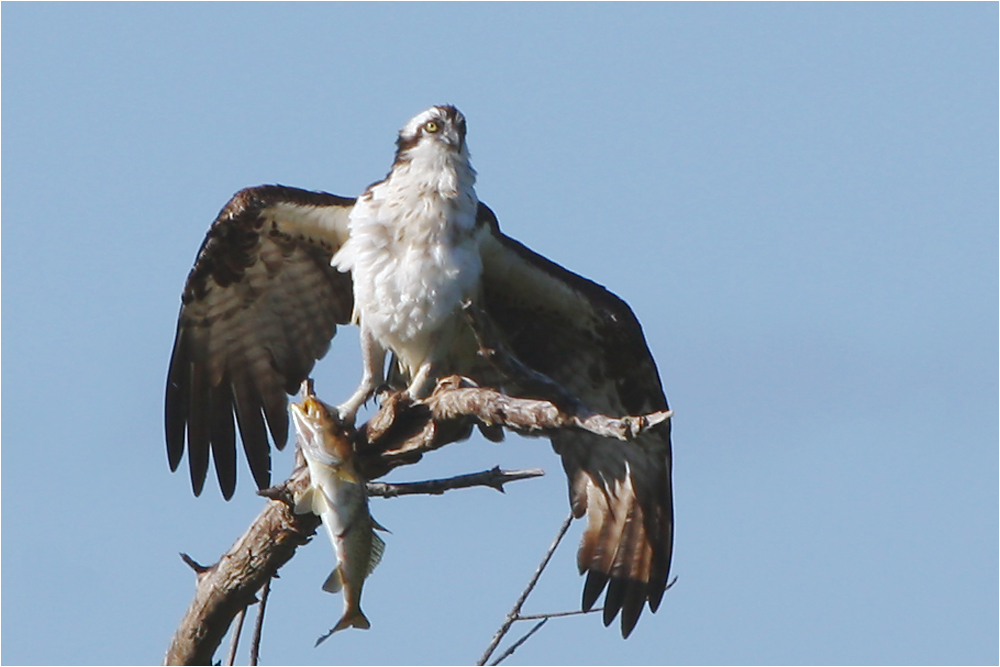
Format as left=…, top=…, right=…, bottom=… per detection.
left=2, top=3, right=996, bottom=665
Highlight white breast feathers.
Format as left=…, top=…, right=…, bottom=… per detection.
left=332, top=118, right=482, bottom=379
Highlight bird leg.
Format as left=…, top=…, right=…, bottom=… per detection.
left=403, top=361, right=437, bottom=401
left=336, top=328, right=387, bottom=424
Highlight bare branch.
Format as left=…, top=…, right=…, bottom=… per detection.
left=248, top=578, right=270, bottom=666
left=162, top=467, right=318, bottom=666
left=516, top=608, right=602, bottom=621
left=366, top=466, right=544, bottom=498
left=362, top=377, right=671, bottom=478
left=477, top=513, right=574, bottom=666
left=179, top=553, right=210, bottom=575
left=425, top=379, right=673, bottom=441
left=223, top=607, right=245, bottom=666
left=489, top=619, right=547, bottom=666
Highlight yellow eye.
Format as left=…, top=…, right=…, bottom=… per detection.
left=424, top=120, right=440, bottom=133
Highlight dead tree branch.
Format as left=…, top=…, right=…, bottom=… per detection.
left=478, top=512, right=574, bottom=666
left=163, top=467, right=318, bottom=666
left=367, top=466, right=544, bottom=498
left=223, top=607, right=245, bottom=666
left=360, top=377, right=671, bottom=478
left=248, top=578, right=270, bottom=666
left=164, top=379, right=671, bottom=665
left=489, top=619, right=547, bottom=666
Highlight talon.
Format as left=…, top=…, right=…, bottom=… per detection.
left=374, top=384, right=395, bottom=403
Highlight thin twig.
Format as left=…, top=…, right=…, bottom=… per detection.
left=477, top=512, right=574, bottom=666
left=224, top=607, right=245, bottom=666
left=489, top=619, right=547, bottom=666
left=490, top=604, right=604, bottom=666
left=367, top=467, right=544, bottom=498
left=514, top=608, right=603, bottom=621
left=249, top=578, right=271, bottom=666
left=179, top=552, right=210, bottom=575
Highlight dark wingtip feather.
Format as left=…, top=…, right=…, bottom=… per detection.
left=647, top=500, right=674, bottom=613
left=165, top=332, right=190, bottom=473
left=246, top=442, right=272, bottom=491
left=211, top=382, right=238, bottom=500
left=603, top=576, right=627, bottom=628
left=648, top=566, right=669, bottom=613
left=187, top=443, right=209, bottom=497
left=233, top=379, right=273, bottom=491
left=582, top=569, right=609, bottom=612
left=189, top=453, right=207, bottom=497
left=620, top=610, right=640, bottom=638
left=261, top=382, right=289, bottom=453
left=165, top=387, right=186, bottom=472
left=619, top=578, right=646, bottom=638
left=187, top=364, right=211, bottom=497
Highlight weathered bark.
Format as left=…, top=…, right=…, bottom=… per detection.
left=164, top=467, right=318, bottom=665
left=163, top=377, right=671, bottom=665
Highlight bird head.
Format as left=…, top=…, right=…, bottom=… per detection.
left=394, top=105, right=469, bottom=163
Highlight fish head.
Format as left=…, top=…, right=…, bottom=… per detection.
left=290, top=390, right=354, bottom=468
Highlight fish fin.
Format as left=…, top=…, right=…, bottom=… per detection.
left=314, top=608, right=371, bottom=646
left=293, top=487, right=318, bottom=515
left=333, top=609, right=371, bottom=633
left=322, top=566, right=344, bottom=594
left=367, top=532, right=386, bottom=576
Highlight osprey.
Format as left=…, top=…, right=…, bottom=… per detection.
left=165, top=105, right=673, bottom=638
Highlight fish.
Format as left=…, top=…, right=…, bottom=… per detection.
left=290, top=381, right=387, bottom=644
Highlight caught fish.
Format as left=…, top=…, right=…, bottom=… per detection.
left=290, top=382, right=386, bottom=644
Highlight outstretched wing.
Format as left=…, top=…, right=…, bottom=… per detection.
left=165, top=185, right=356, bottom=499
left=477, top=204, right=673, bottom=638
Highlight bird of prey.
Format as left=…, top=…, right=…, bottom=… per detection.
left=165, top=105, right=673, bottom=638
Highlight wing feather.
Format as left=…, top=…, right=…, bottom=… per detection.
left=185, top=359, right=212, bottom=496
left=165, top=185, right=355, bottom=498
left=230, top=370, right=271, bottom=490
left=208, top=380, right=237, bottom=497
left=477, top=203, right=673, bottom=638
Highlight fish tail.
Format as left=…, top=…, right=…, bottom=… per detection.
left=314, top=608, right=371, bottom=646
left=333, top=608, right=371, bottom=632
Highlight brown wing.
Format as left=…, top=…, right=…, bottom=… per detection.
left=477, top=203, right=673, bottom=638
left=165, top=185, right=356, bottom=499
